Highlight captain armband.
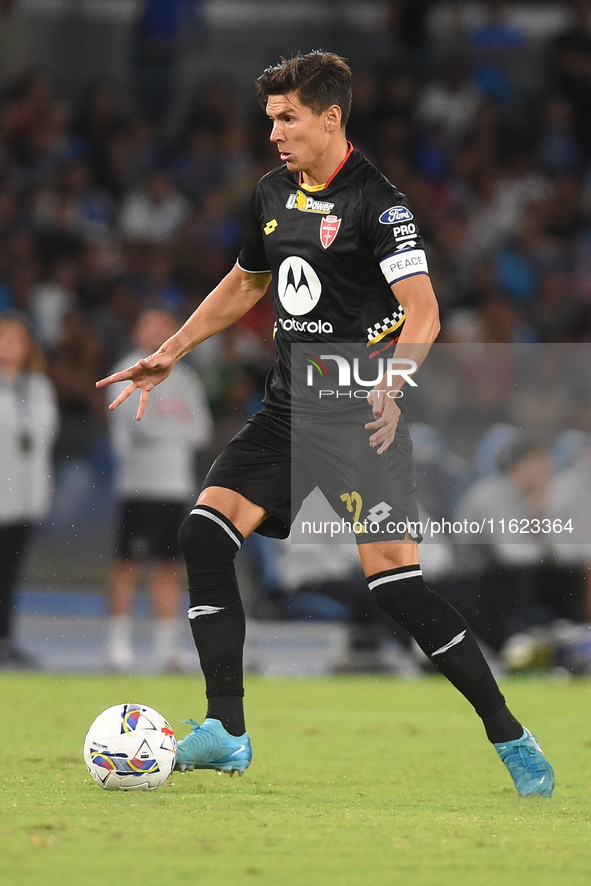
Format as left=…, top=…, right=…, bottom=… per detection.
left=379, top=249, right=429, bottom=286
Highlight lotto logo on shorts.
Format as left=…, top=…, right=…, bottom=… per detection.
left=366, top=501, right=393, bottom=523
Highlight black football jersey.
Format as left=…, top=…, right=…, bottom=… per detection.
left=237, top=145, right=429, bottom=412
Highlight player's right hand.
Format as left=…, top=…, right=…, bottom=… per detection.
left=96, top=350, right=175, bottom=420
left=365, top=389, right=401, bottom=455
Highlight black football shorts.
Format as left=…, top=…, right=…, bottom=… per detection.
left=116, top=499, right=185, bottom=560
left=201, top=407, right=421, bottom=543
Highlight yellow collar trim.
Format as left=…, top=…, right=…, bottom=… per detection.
left=299, top=180, right=327, bottom=192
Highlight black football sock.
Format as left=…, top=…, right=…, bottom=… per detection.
left=206, top=696, right=246, bottom=736
left=178, top=506, right=246, bottom=736
left=368, top=565, right=523, bottom=742
left=482, top=706, right=523, bottom=744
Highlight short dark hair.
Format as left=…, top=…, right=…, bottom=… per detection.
left=256, top=51, right=352, bottom=126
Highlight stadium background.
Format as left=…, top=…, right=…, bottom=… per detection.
left=2, top=0, right=591, bottom=672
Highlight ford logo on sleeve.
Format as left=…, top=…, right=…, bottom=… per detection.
left=379, top=206, right=414, bottom=224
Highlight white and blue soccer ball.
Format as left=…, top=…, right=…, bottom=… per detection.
left=84, top=703, right=177, bottom=791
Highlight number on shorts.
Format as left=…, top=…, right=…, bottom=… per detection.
left=340, top=491, right=364, bottom=532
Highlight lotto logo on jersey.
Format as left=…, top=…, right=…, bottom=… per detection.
left=320, top=215, right=341, bottom=249
left=286, top=190, right=335, bottom=214
left=378, top=205, right=414, bottom=225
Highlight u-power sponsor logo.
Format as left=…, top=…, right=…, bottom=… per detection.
left=305, top=355, right=418, bottom=399
left=286, top=190, right=335, bottom=214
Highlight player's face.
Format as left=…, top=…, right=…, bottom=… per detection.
left=266, top=92, right=335, bottom=173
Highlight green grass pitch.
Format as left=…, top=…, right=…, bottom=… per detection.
left=1, top=673, right=590, bottom=886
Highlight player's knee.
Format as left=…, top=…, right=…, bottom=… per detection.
left=178, top=506, right=244, bottom=583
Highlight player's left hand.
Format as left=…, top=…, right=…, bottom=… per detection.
left=365, top=391, right=401, bottom=455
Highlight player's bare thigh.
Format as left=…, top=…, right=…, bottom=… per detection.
left=196, top=486, right=268, bottom=539
left=357, top=540, right=420, bottom=576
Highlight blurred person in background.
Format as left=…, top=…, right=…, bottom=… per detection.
left=47, top=306, right=106, bottom=466
left=72, top=84, right=129, bottom=195
left=0, top=1, right=35, bottom=88
left=546, top=430, right=591, bottom=623
left=550, top=0, right=591, bottom=155
left=0, top=313, right=59, bottom=668
left=409, top=421, right=471, bottom=519
left=105, top=303, right=212, bottom=671
left=466, top=0, right=528, bottom=107
left=415, top=52, right=482, bottom=157
left=455, top=425, right=549, bottom=655
left=486, top=429, right=591, bottom=676
left=130, top=0, right=205, bottom=128
left=119, top=166, right=191, bottom=245
left=30, top=256, right=78, bottom=351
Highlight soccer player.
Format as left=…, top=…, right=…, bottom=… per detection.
left=97, top=52, right=554, bottom=797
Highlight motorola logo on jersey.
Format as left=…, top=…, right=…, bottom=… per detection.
left=286, top=190, right=335, bottom=214
left=277, top=256, right=322, bottom=315
left=379, top=205, right=414, bottom=224
left=277, top=317, right=334, bottom=333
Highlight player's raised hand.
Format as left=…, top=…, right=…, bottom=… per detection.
left=96, top=350, right=175, bottom=420
left=365, top=390, right=401, bottom=455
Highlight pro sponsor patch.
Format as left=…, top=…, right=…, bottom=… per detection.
left=392, top=221, right=417, bottom=250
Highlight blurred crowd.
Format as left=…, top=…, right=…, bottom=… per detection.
left=1, top=0, right=591, bottom=671
left=2, top=3, right=591, bottom=456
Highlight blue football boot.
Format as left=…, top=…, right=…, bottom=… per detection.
left=494, top=727, right=554, bottom=797
left=174, top=718, right=252, bottom=776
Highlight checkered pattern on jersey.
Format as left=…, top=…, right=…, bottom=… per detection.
left=367, top=305, right=405, bottom=343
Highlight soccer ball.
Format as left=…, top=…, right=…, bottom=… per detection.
left=84, top=703, right=177, bottom=791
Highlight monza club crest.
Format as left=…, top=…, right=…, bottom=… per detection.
left=320, top=215, right=341, bottom=249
